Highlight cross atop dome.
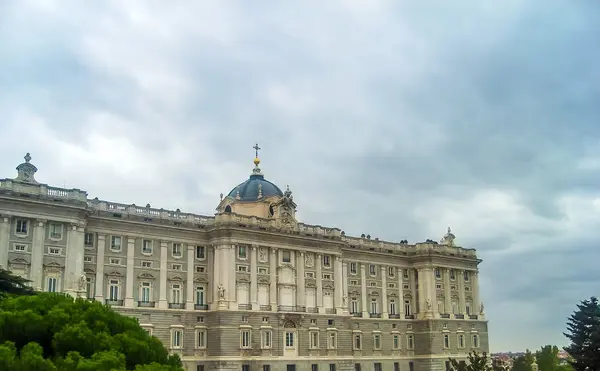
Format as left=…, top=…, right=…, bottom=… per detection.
left=252, top=143, right=263, bottom=175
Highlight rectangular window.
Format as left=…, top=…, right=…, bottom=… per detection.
left=369, top=265, right=376, bottom=276
left=328, top=332, right=337, bottom=349
left=392, top=334, right=400, bottom=349
left=263, top=366, right=271, bottom=371
left=111, top=236, right=121, bottom=251
left=464, top=271, right=470, bottom=282
left=196, top=266, right=205, bottom=273
left=351, top=298, right=359, bottom=313
left=373, top=334, right=381, bottom=350
left=196, top=246, right=205, bottom=259
left=450, top=269, right=456, bottom=280
left=16, top=219, right=28, bottom=234
left=86, top=277, right=93, bottom=299
left=262, top=330, right=272, bottom=348
left=445, top=361, right=451, bottom=371
left=407, top=334, right=414, bottom=350
left=305, top=272, right=315, bottom=278
left=409, top=362, right=414, bottom=371
left=238, top=245, right=247, bottom=259
left=435, top=268, right=442, bottom=278
left=172, top=243, right=182, bottom=257
left=353, top=334, right=362, bottom=350
left=472, top=334, right=479, bottom=347
left=329, top=365, right=336, bottom=371
left=355, top=364, right=361, bottom=371
left=388, top=267, right=395, bottom=277
left=172, top=264, right=182, bottom=271
left=389, top=300, right=396, bottom=315
left=258, top=267, right=268, bottom=274
left=312, top=365, right=319, bottom=371
left=370, top=299, right=378, bottom=314
left=49, top=248, right=60, bottom=255
left=49, top=223, right=62, bottom=239
left=171, top=329, right=182, bottom=348
left=310, top=331, right=319, bottom=349
left=443, top=334, right=450, bottom=348
left=238, top=265, right=249, bottom=272
left=109, top=258, right=121, bottom=265
left=84, top=232, right=94, bottom=246
left=350, top=280, right=359, bottom=286
left=240, top=330, right=251, bottom=348
left=84, top=256, right=93, bottom=262
left=14, top=244, right=26, bottom=252
left=458, top=334, right=465, bottom=348
left=142, top=240, right=153, bottom=254
left=374, top=363, right=382, bottom=371
left=323, top=273, right=332, bottom=280
left=141, top=261, right=152, bottom=268
left=282, top=251, right=291, bottom=263
left=285, top=332, right=294, bottom=347
left=323, top=255, right=331, bottom=267
left=197, top=329, right=206, bottom=348
left=350, top=262, right=357, bottom=274
left=242, top=365, right=250, bottom=371
left=394, top=363, right=400, bottom=371
left=403, top=269, right=409, bottom=279
left=198, top=366, right=205, bottom=371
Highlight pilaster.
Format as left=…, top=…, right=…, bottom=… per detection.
left=316, top=254, right=323, bottom=312
left=269, top=247, right=277, bottom=310
left=186, top=245, right=195, bottom=310
left=207, top=246, right=214, bottom=303
left=381, top=266, right=388, bottom=319
left=398, top=268, right=404, bottom=316
left=297, top=251, right=305, bottom=308
left=472, top=270, right=480, bottom=315
left=94, top=234, right=106, bottom=302
left=30, top=219, right=46, bottom=291
left=158, top=241, right=168, bottom=309
left=341, top=261, right=349, bottom=314
left=360, top=264, right=368, bottom=317
left=0, top=216, right=11, bottom=269
left=213, top=245, right=220, bottom=307
left=228, top=245, right=235, bottom=304
left=410, top=269, right=417, bottom=315
left=444, top=268, right=452, bottom=314
left=250, top=245, right=258, bottom=310
left=64, top=223, right=86, bottom=298
left=124, top=237, right=135, bottom=307
left=334, top=256, right=343, bottom=311
left=458, top=269, right=466, bottom=314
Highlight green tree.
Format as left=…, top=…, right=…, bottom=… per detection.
left=512, top=350, right=535, bottom=371
left=564, top=297, right=600, bottom=371
left=535, top=345, right=573, bottom=371
left=448, top=351, right=496, bottom=371
left=0, top=267, right=34, bottom=298
left=0, top=292, right=183, bottom=371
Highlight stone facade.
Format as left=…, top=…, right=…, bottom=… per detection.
left=0, top=153, right=489, bottom=371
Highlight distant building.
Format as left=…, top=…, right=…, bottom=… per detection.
left=0, top=150, right=489, bottom=371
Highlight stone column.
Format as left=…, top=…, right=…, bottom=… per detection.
left=207, top=246, right=214, bottom=304
left=342, top=261, right=349, bottom=313
left=334, top=256, right=343, bottom=311
left=316, top=254, right=323, bottom=312
left=381, top=266, right=388, bottom=318
left=212, top=245, right=220, bottom=305
left=417, top=268, right=425, bottom=315
left=458, top=269, right=466, bottom=314
left=297, top=251, right=305, bottom=309
left=424, top=267, right=437, bottom=316
left=30, top=219, right=46, bottom=291
left=410, top=269, right=417, bottom=315
left=444, top=268, right=451, bottom=314
left=228, top=245, right=235, bottom=304
left=186, top=244, right=195, bottom=310
left=269, top=248, right=277, bottom=310
left=0, top=216, right=10, bottom=269
left=360, top=263, right=368, bottom=317
left=398, top=268, right=404, bottom=316
left=94, top=234, right=106, bottom=302
left=124, top=237, right=135, bottom=307
left=158, top=241, right=168, bottom=309
left=64, top=223, right=86, bottom=298
left=472, top=270, right=480, bottom=315
left=250, top=245, right=258, bottom=310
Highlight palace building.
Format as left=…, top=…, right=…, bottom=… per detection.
left=0, top=150, right=488, bottom=371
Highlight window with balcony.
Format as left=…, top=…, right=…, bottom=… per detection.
left=285, top=332, right=295, bottom=348
left=171, top=284, right=182, bottom=304
left=196, top=246, right=205, bottom=259
left=389, top=299, right=397, bottom=315
left=404, top=300, right=412, bottom=316
left=172, top=243, right=182, bottom=257
left=140, top=282, right=152, bottom=303
left=238, top=245, right=247, bottom=259
left=110, top=236, right=122, bottom=251
left=196, top=287, right=205, bottom=305
left=49, top=223, right=62, bottom=239
left=47, top=277, right=58, bottom=292
left=142, top=240, right=153, bottom=254
left=370, top=299, right=378, bottom=314
left=351, top=298, right=359, bottom=313
left=108, top=280, right=120, bottom=301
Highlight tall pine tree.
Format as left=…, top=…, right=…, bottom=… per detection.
left=564, top=297, right=600, bottom=371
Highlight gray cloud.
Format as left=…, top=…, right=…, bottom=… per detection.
left=1, top=0, right=599, bottom=351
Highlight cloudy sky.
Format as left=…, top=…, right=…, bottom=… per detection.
left=1, top=0, right=599, bottom=352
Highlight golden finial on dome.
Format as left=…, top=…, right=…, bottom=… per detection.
left=253, top=143, right=261, bottom=166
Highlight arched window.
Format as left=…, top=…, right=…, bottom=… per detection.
left=224, top=205, right=232, bottom=213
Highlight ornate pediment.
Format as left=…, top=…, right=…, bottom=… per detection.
left=83, top=268, right=95, bottom=274
left=43, top=261, right=63, bottom=273
left=305, top=282, right=316, bottom=288
left=170, top=275, right=184, bottom=281
left=369, top=291, right=379, bottom=296
left=194, top=276, right=209, bottom=283
left=403, top=293, right=412, bottom=298
left=349, top=290, right=360, bottom=296
left=237, top=277, right=250, bottom=284
left=278, top=263, right=296, bottom=271
left=9, top=257, right=29, bottom=265
left=323, top=283, right=334, bottom=290
left=106, top=271, right=123, bottom=277
left=138, top=272, right=156, bottom=279
left=258, top=278, right=270, bottom=285
left=388, top=292, right=398, bottom=297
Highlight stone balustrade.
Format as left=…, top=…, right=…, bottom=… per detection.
left=0, top=179, right=88, bottom=202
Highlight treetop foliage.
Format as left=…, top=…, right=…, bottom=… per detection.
left=564, top=296, right=600, bottom=371
left=0, top=292, right=184, bottom=371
